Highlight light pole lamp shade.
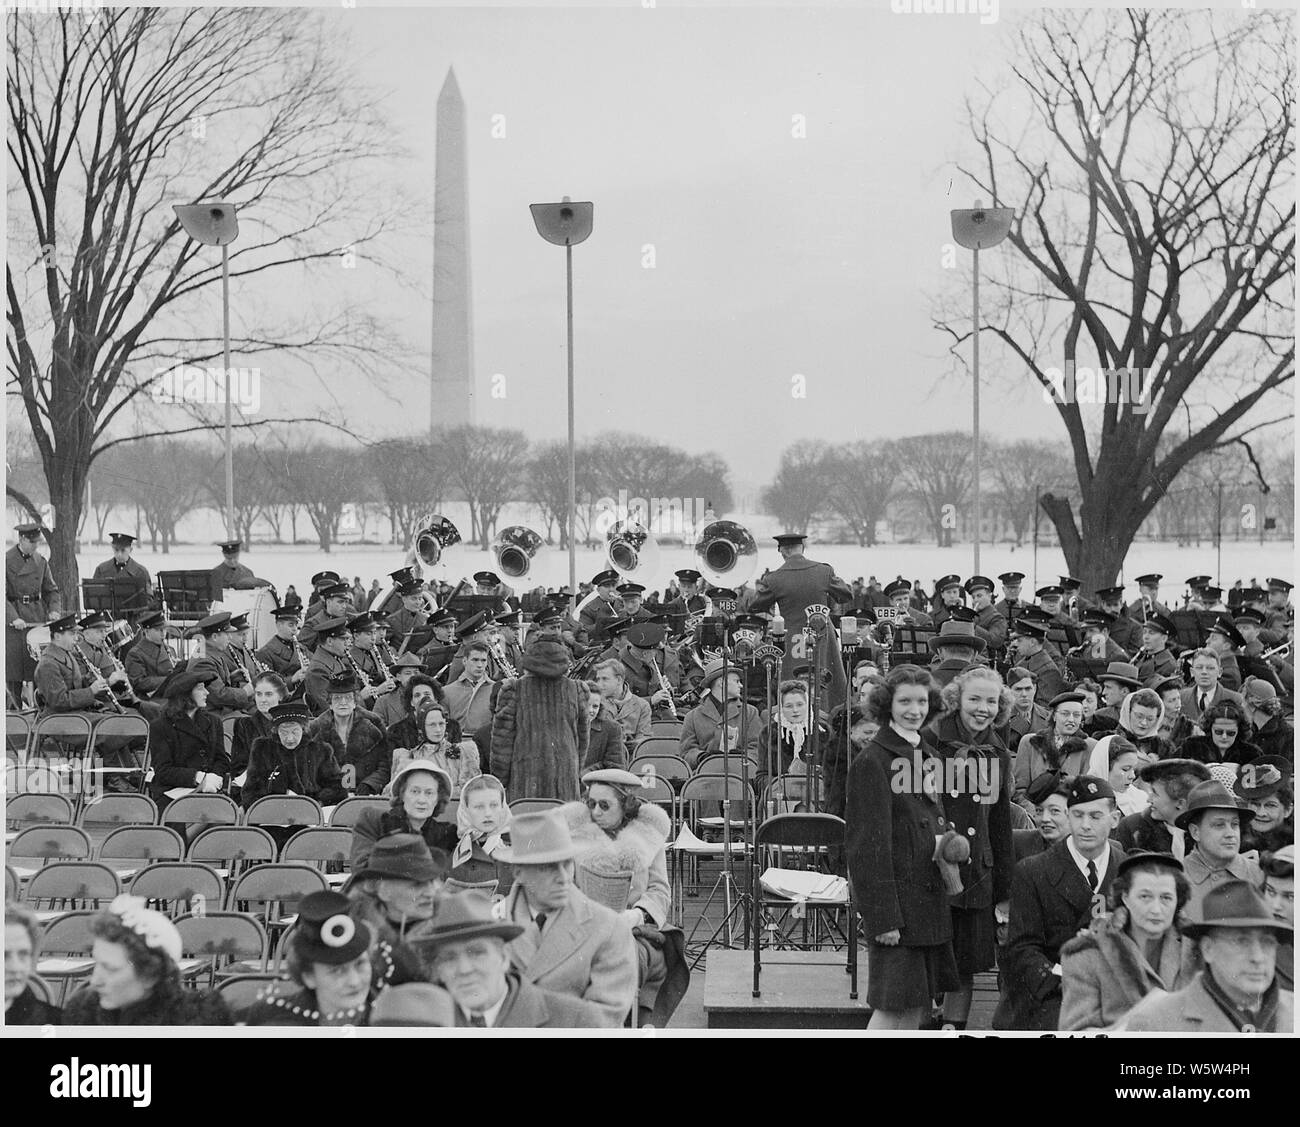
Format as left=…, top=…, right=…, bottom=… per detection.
left=173, top=202, right=239, bottom=246
left=530, top=200, right=593, bottom=246
left=950, top=205, right=1013, bottom=250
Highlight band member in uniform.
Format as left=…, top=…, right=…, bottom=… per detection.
left=1205, top=619, right=1246, bottom=692
left=303, top=570, right=343, bottom=620
left=1006, top=619, right=1066, bottom=706
left=930, top=575, right=965, bottom=629
left=615, top=583, right=652, bottom=625
left=473, top=570, right=515, bottom=614
left=1136, top=613, right=1179, bottom=682
left=386, top=580, right=430, bottom=654
left=1066, top=609, right=1131, bottom=683
left=883, top=579, right=933, bottom=629
left=1265, top=579, right=1294, bottom=634
left=579, top=570, right=623, bottom=644
left=123, top=610, right=175, bottom=698
left=187, top=612, right=254, bottom=718
left=1095, top=585, right=1143, bottom=655
left=74, top=611, right=119, bottom=681
left=256, top=605, right=308, bottom=688
left=6, top=522, right=60, bottom=705
left=662, top=568, right=710, bottom=626
left=966, top=576, right=1008, bottom=651
left=346, top=612, right=392, bottom=694
left=749, top=533, right=853, bottom=632
left=1128, top=573, right=1171, bottom=621
left=210, top=539, right=271, bottom=594
left=303, top=618, right=354, bottom=716
left=299, top=581, right=355, bottom=651
left=33, top=613, right=113, bottom=713
left=1184, top=575, right=1213, bottom=610
left=90, top=532, right=153, bottom=613
left=995, top=572, right=1026, bottom=625
left=616, top=623, right=681, bottom=721
left=1060, top=575, right=1090, bottom=616
left=419, top=608, right=460, bottom=680
left=1036, top=585, right=1081, bottom=651
left=226, top=613, right=259, bottom=685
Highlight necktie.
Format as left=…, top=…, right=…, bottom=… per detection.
left=534, top=912, right=548, bottom=933
left=468, top=1013, right=487, bottom=1028
left=1199, top=693, right=1208, bottom=715
left=1087, top=860, right=1099, bottom=891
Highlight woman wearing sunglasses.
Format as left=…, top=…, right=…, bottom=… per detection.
left=560, top=768, right=675, bottom=1026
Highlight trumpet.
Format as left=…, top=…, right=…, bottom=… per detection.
left=1259, top=641, right=1292, bottom=661
left=649, top=657, right=678, bottom=720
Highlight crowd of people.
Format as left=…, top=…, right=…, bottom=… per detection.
left=4, top=522, right=1294, bottom=1031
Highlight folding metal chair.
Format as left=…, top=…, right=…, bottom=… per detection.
left=165, top=792, right=241, bottom=834
left=6, top=711, right=34, bottom=762
left=628, top=753, right=692, bottom=789
left=35, top=910, right=98, bottom=1003
left=86, top=714, right=151, bottom=797
left=244, top=795, right=324, bottom=828
left=280, top=827, right=353, bottom=888
left=128, top=862, right=226, bottom=918
left=31, top=714, right=94, bottom=762
left=187, top=825, right=278, bottom=880
left=175, top=911, right=270, bottom=987
left=79, top=792, right=159, bottom=830
left=328, top=796, right=389, bottom=827
left=28, top=974, right=55, bottom=1005
left=8, top=825, right=93, bottom=881
left=750, top=813, right=857, bottom=1000
left=23, top=862, right=121, bottom=922
left=650, top=720, right=684, bottom=739
left=762, top=771, right=826, bottom=818
left=631, top=735, right=684, bottom=760
left=7, top=793, right=74, bottom=830
left=671, top=773, right=754, bottom=927
left=222, top=716, right=240, bottom=760
left=5, top=864, right=19, bottom=902
left=227, top=863, right=329, bottom=967
left=443, top=877, right=498, bottom=896
left=576, top=864, right=633, bottom=913
left=635, top=774, right=679, bottom=838
left=509, top=798, right=562, bottom=817
left=215, top=973, right=281, bottom=1016
left=97, top=825, right=186, bottom=881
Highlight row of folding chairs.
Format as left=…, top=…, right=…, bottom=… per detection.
left=7, top=711, right=152, bottom=804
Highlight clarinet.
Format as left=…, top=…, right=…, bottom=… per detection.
left=649, top=656, right=679, bottom=720
left=73, top=642, right=125, bottom=713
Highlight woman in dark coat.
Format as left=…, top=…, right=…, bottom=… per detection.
left=147, top=671, right=228, bottom=811
left=582, top=681, right=629, bottom=772
left=229, top=671, right=286, bottom=796
left=448, top=773, right=514, bottom=890
left=5, top=905, right=61, bottom=1025
left=846, top=664, right=961, bottom=1029
left=241, top=701, right=347, bottom=809
left=1180, top=700, right=1262, bottom=766
left=1011, top=692, right=1094, bottom=809
left=349, top=759, right=458, bottom=869
left=491, top=635, right=588, bottom=802
left=927, top=666, right=1016, bottom=1030
left=63, top=897, right=231, bottom=1026
left=307, top=674, right=390, bottom=795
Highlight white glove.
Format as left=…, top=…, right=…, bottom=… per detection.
left=198, top=773, right=223, bottom=793
left=12, top=618, right=27, bottom=630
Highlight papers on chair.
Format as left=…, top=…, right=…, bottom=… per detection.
left=37, top=958, right=94, bottom=975
left=759, top=867, right=848, bottom=903
left=672, top=823, right=747, bottom=853
left=320, top=805, right=338, bottom=821
left=232, top=772, right=248, bottom=788
left=165, top=787, right=195, bottom=800
left=696, top=816, right=748, bottom=828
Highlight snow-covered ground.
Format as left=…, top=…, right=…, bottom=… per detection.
left=76, top=539, right=1296, bottom=601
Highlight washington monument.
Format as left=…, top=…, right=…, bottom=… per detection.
left=431, top=67, right=474, bottom=430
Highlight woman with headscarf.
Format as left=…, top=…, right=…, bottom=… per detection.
left=1086, top=734, right=1149, bottom=818
left=390, top=702, right=481, bottom=798
left=927, top=665, right=1016, bottom=1030
left=1011, top=692, right=1095, bottom=809
left=560, top=768, right=677, bottom=1025
left=64, top=896, right=231, bottom=1026
left=756, top=680, right=832, bottom=797
left=448, top=773, right=514, bottom=890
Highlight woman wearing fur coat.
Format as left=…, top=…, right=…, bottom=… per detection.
left=561, top=768, right=674, bottom=1020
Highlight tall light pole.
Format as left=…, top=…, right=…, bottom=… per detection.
left=951, top=201, right=1013, bottom=575
left=174, top=201, right=240, bottom=540
left=530, top=197, right=594, bottom=613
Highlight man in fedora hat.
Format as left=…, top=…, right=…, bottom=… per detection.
left=494, top=810, right=637, bottom=1026
left=995, top=776, right=1128, bottom=1031
left=1006, top=620, right=1066, bottom=706
left=1177, top=780, right=1262, bottom=915
left=678, top=657, right=761, bottom=770
left=1123, top=880, right=1293, bottom=1032
left=926, top=618, right=987, bottom=688
left=407, top=891, right=606, bottom=1027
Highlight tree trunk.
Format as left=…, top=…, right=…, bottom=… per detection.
left=47, top=478, right=84, bottom=616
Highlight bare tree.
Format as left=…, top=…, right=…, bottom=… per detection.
left=823, top=440, right=896, bottom=546
left=760, top=440, right=830, bottom=533
left=896, top=433, right=972, bottom=548
left=114, top=439, right=206, bottom=552
left=7, top=7, right=406, bottom=602
left=939, top=9, right=1294, bottom=588
left=441, top=425, right=529, bottom=549
left=368, top=436, right=450, bottom=549
left=987, top=439, right=1072, bottom=547
left=279, top=444, right=359, bottom=552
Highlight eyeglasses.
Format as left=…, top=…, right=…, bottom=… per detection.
left=585, top=798, right=615, bottom=812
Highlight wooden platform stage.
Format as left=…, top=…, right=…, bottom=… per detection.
left=702, top=950, right=869, bottom=1029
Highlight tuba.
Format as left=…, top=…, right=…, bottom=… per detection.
left=414, top=514, right=462, bottom=569
left=493, top=525, right=545, bottom=582
left=607, top=519, right=659, bottom=585
left=694, top=520, right=758, bottom=589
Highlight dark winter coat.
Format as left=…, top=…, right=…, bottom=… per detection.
left=926, top=713, right=1015, bottom=911
left=64, top=983, right=231, bottom=1026
left=1114, top=808, right=1176, bottom=855
left=308, top=712, right=389, bottom=795
left=5, top=987, right=62, bottom=1025
left=230, top=709, right=274, bottom=777
left=583, top=709, right=629, bottom=773
left=1249, top=714, right=1294, bottom=763
left=148, top=707, right=229, bottom=806
left=845, top=724, right=954, bottom=946
left=490, top=638, right=589, bottom=802
left=349, top=806, right=458, bottom=871
left=993, top=839, right=1127, bottom=1031
left=1179, top=734, right=1262, bottom=767
left=241, top=734, right=347, bottom=809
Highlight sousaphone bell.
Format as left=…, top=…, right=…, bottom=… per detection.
left=606, top=519, right=659, bottom=585
left=694, top=519, right=757, bottom=588
left=493, top=525, right=545, bottom=581
left=414, top=514, right=461, bottom=569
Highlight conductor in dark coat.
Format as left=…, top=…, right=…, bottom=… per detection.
left=846, top=666, right=960, bottom=1028
left=748, top=532, right=853, bottom=632
left=993, top=776, right=1127, bottom=1031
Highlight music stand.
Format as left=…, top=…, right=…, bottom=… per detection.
left=891, top=625, right=934, bottom=668
left=445, top=593, right=503, bottom=623
left=81, top=578, right=151, bottom=618
left=157, top=570, right=215, bottom=622
left=1169, top=608, right=1219, bottom=653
